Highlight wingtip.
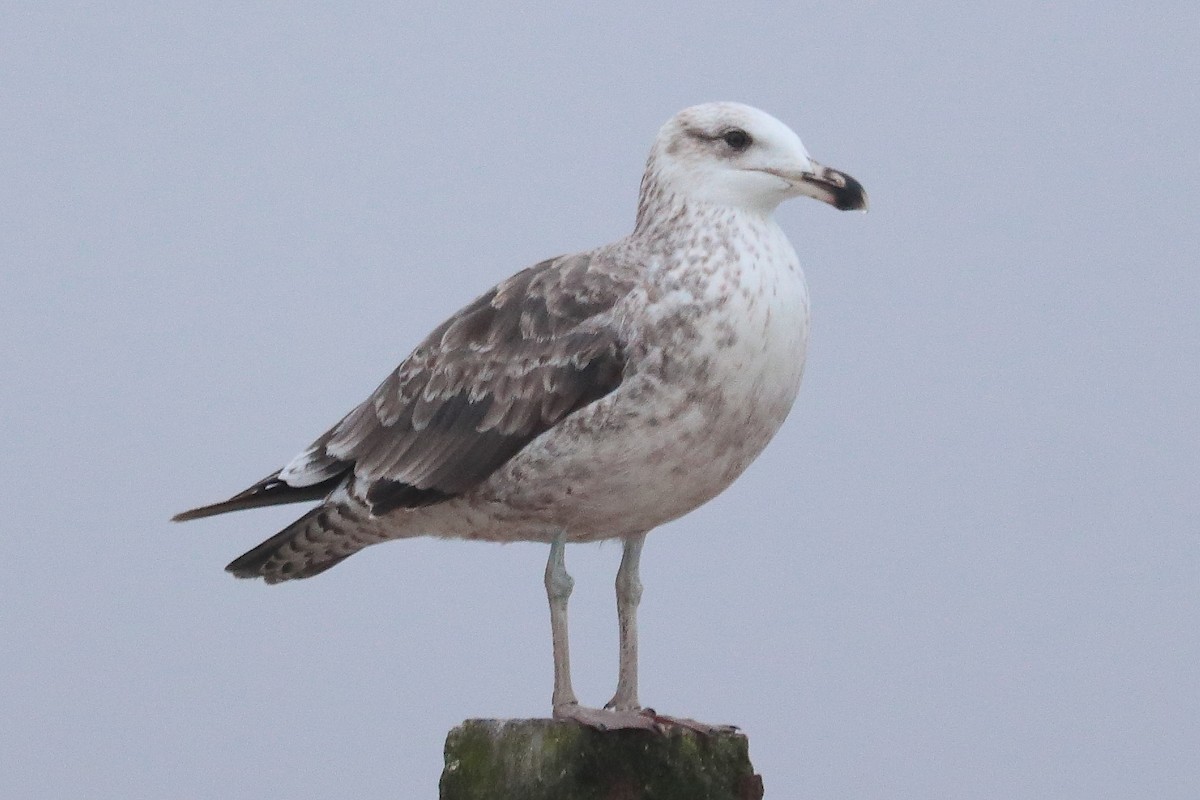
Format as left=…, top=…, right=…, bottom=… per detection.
left=171, top=504, right=223, bottom=523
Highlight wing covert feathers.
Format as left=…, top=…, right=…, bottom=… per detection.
left=285, top=252, right=631, bottom=515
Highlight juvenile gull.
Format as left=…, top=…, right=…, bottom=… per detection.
left=175, top=102, right=867, bottom=730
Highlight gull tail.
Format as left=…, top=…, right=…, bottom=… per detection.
left=225, top=501, right=392, bottom=584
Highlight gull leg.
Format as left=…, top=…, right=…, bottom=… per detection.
left=545, top=531, right=579, bottom=711
left=606, top=534, right=645, bottom=711
left=600, top=533, right=738, bottom=736
left=542, top=533, right=734, bottom=735
left=545, top=531, right=658, bottom=731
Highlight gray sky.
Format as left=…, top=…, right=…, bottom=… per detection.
left=3, top=3, right=1198, bottom=798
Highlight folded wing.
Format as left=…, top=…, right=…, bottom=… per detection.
left=175, top=252, right=631, bottom=521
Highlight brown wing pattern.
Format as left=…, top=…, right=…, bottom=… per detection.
left=281, top=252, right=631, bottom=515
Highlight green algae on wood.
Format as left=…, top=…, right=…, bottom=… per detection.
left=440, top=718, right=763, bottom=800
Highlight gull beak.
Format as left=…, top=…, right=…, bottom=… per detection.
left=797, top=160, right=868, bottom=211
left=766, top=160, right=868, bottom=212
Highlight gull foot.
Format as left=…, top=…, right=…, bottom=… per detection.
left=554, top=704, right=738, bottom=735
left=644, top=711, right=739, bottom=736
left=552, top=703, right=662, bottom=731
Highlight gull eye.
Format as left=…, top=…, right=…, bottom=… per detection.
left=721, top=128, right=752, bottom=151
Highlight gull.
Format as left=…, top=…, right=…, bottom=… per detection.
left=175, top=102, right=867, bottom=730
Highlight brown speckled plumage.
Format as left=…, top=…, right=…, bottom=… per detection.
left=175, top=101, right=866, bottom=591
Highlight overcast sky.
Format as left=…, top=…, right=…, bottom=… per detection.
left=3, top=3, right=1198, bottom=798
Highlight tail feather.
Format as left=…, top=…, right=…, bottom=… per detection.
left=225, top=501, right=392, bottom=583
left=172, top=471, right=346, bottom=522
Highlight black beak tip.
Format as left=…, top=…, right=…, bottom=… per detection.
left=834, top=173, right=868, bottom=212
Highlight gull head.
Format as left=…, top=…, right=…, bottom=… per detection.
left=644, top=102, right=867, bottom=216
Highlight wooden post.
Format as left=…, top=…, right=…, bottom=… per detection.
left=440, top=718, right=763, bottom=800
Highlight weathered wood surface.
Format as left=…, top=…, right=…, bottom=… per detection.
left=440, top=718, right=763, bottom=800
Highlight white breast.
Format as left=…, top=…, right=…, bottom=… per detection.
left=563, top=216, right=809, bottom=535
left=668, top=216, right=809, bottom=494
left=457, top=212, right=810, bottom=542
